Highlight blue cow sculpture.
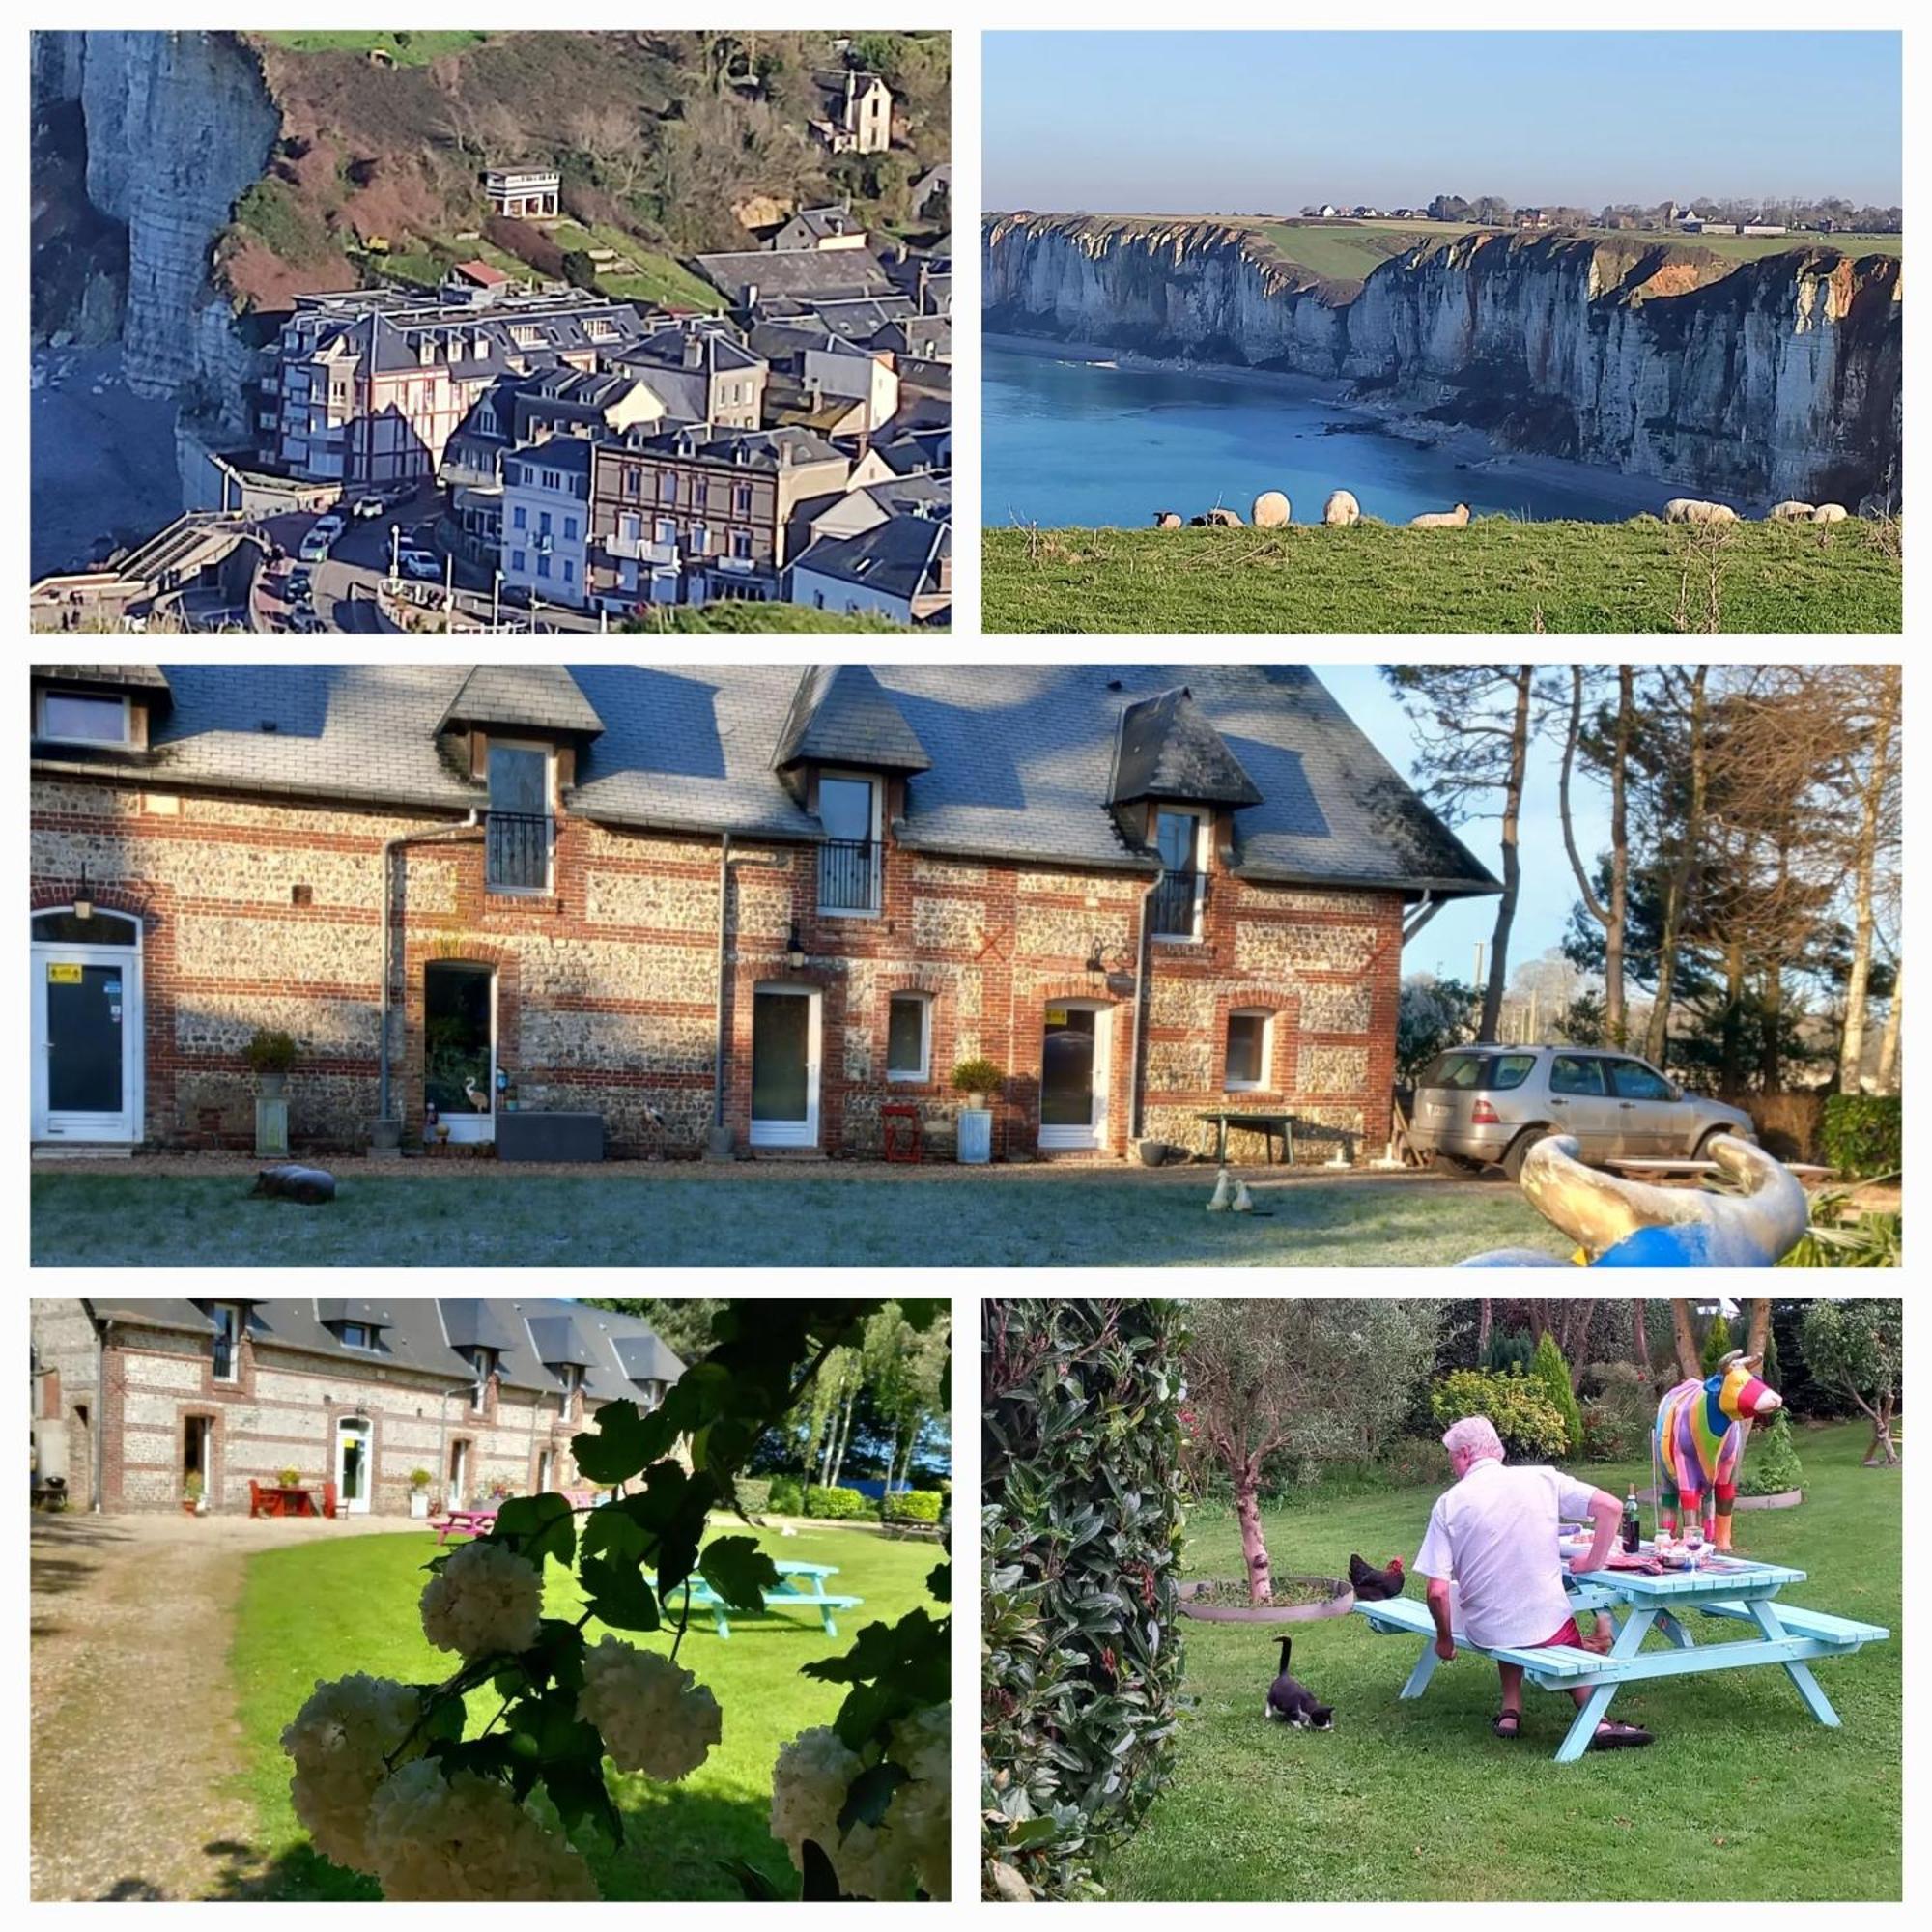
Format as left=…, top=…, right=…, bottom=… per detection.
left=1460, top=1133, right=1808, bottom=1267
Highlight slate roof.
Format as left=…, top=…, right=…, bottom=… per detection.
left=691, top=247, right=895, bottom=305
left=1111, top=686, right=1264, bottom=809
left=439, top=666, right=605, bottom=739
left=34, top=665, right=1497, bottom=897
left=792, top=517, right=951, bottom=605
left=614, top=424, right=846, bottom=471
left=773, top=665, right=933, bottom=774
left=36, top=665, right=172, bottom=693
left=77, top=1298, right=685, bottom=1404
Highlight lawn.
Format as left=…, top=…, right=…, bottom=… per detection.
left=983, top=518, right=1903, bottom=635
left=548, top=220, right=723, bottom=312
left=1094, top=1422, right=1900, bottom=1901
left=224, top=1520, right=941, bottom=1899
left=255, top=31, right=490, bottom=66
left=30, top=1170, right=1572, bottom=1267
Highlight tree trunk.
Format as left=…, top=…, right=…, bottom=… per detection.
left=1631, top=1300, right=1651, bottom=1378
left=1838, top=668, right=1900, bottom=1094
left=1720, top=939, right=1747, bottom=1093
left=1670, top=1300, right=1701, bottom=1380
left=1746, top=1299, right=1772, bottom=1362
left=1876, top=959, right=1902, bottom=1094
left=1477, top=1298, right=1493, bottom=1356
left=1645, top=668, right=1708, bottom=1066
left=1479, top=668, right=1535, bottom=1042
left=1605, top=668, right=1633, bottom=1043
left=1233, top=1464, right=1273, bottom=1604
left=828, top=1386, right=858, bottom=1488
left=1560, top=1300, right=1596, bottom=1386
left=1862, top=1393, right=1898, bottom=1466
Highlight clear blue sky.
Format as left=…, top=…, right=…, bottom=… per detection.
left=1320, top=666, right=1605, bottom=988
left=985, top=32, right=1902, bottom=213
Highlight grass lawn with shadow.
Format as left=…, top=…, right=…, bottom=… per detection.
left=221, top=1519, right=942, bottom=1899
left=1094, top=1422, right=1899, bottom=1901
left=30, top=1169, right=1573, bottom=1267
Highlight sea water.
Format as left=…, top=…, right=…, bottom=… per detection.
left=983, top=342, right=1637, bottom=529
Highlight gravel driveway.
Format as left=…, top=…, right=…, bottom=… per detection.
left=30, top=1511, right=420, bottom=1900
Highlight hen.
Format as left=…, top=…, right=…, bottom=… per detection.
left=1348, top=1553, right=1406, bottom=1602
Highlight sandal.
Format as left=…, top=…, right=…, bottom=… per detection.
left=1586, top=1720, right=1654, bottom=1750
left=1492, top=1711, right=1522, bottom=1739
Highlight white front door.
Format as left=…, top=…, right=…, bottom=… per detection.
left=425, top=962, right=497, bottom=1143
left=335, top=1416, right=373, bottom=1514
left=32, top=917, right=141, bottom=1144
left=1039, top=1001, right=1111, bottom=1151
left=750, top=985, right=822, bottom=1147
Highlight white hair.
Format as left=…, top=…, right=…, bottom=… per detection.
left=1441, top=1415, right=1505, bottom=1463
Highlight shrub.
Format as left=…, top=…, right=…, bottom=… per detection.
left=1481, top=1328, right=1534, bottom=1377
left=409, top=1468, right=433, bottom=1489
left=1428, top=1367, right=1569, bottom=1463
left=278, top=1466, right=301, bottom=1488
left=245, top=1028, right=297, bottom=1074
left=883, top=1489, right=943, bottom=1523
left=804, top=1484, right=867, bottom=1520
left=1736, top=1408, right=1804, bottom=1497
left=1579, top=1362, right=1657, bottom=1464
left=1700, top=1312, right=1734, bottom=1372
left=951, top=1057, right=1003, bottom=1100
left=733, top=1476, right=772, bottom=1514
left=1529, top=1331, right=1584, bottom=1454
left=983, top=1298, right=1188, bottom=1901
left=767, top=1474, right=804, bottom=1514
left=1819, top=1094, right=1901, bottom=1178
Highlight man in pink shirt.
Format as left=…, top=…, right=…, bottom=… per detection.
left=1415, top=1415, right=1654, bottom=1748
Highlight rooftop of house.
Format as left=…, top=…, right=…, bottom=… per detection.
left=32, top=665, right=1500, bottom=898
left=283, top=289, right=650, bottom=371
left=77, top=1297, right=682, bottom=1405
left=503, top=437, right=598, bottom=488
left=793, top=515, right=951, bottom=605
left=616, top=325, right=766, bottom=379
left=691, top=247, right=895, bottom=306
left=606, top=423, right=848, bottom=470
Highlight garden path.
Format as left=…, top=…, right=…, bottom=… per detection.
left=30, top=1511, right=419, bottom=1899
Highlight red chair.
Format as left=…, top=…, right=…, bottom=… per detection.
left=322, top=1481, right=338, bottom=1520
left=248, top=1479, right=270, bottom=1520
left=881, top=1102, right=923, bottom=1163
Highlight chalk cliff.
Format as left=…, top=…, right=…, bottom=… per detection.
left=984, top=214, right=1903, bottom=504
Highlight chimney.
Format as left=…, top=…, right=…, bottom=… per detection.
left=683, top=333, right=704, bottom=370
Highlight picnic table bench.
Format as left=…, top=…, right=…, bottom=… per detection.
left=1195, top=1109, right=1299, bottom=1166
left=432, top=1506, right=497, bottom=1545
left=1355, top=1553, right=1889, bottom=1763
left=650, top=1559, right=862, bottom=1639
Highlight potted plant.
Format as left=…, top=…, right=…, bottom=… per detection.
left=951, top=1057, right=1003, bottom=1109
left=409, top=1468, right=434, bottom=1520
left=952, top=1059, right=1003, bottom=1166
left=278, top=1465, right=301, bottom=1491
left=183, top=1472, right=205, bottom=1517
left=489, top=1479, right=512, bottom=1502
left=245, top=1028, right=297, bottom=1099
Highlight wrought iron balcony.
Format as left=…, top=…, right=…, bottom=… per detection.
left=817, top=838, right=881, bottom=915
left=1151, top=868, right=1205, bottom=938
left=486, top=811, right=554, bottom=893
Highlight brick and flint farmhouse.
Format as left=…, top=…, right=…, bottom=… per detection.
left=29, top=1297, right=683, bottom=1516
left=28, top=663, right=1497, bottom=1162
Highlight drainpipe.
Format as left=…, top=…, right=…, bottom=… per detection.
left=93, top=1318, right=109, bottom=1514
left=707, top=833, right=733, bottom=1153
left=377, top=813, right=481, bottom=1132
left=1125, top=867, right=1165, bottom=1147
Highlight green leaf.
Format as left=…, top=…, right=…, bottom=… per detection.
left=490, top=1492, right=577, bottom=1571
left=835, top=1759, right=909, bottom=1834
left=697, top=1535, right=781, bottom=1611
left=579, top=1504, right=648, bottom=1566
left=580, top=1554, right=662, bottom=1632
left=730, top=1857, right=790, bottom=1901
left=542, top=1753, right=624, bottom=1851
left=798, top=1838, right=847, bottom=1901
left=571, top=1402, right=675, bottom=1484
left=925, top=1560, right=951, bottom=1604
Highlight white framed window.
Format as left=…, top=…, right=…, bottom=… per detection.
left=887, top=992, right=932, bottom=1081
left=1225, top=1009, right=1272, bottom=1092
left=486, top=740, right=554, bottom=895
left=37, top=690, right=132, bottom=746
left=1152, top=809, right=1208, bottom=940
left=558, top=1363, right=582, bottom=1416
left=338, top=1321, right=375, bottom=1350
left=817, top=772, right=881, bottom=917
left=211, top=1303, right=243, bottom=1382
left=468, top=1347, right=496, bottom=1413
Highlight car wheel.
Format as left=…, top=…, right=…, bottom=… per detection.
left=1501, top=1127, right=1552, bottom=1184
left=1694, top=1126, right=1743, bottom=1161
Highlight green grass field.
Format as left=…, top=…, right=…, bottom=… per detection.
left=548, top=221, right=723, bottom=312
left=256, top=32, right=489, bottom=66
left=983, top=518, right=1903, bottom=635
left=1094, top=1422, right=1899, bottom=1901
left=29, top=1170, right=1570, bottom=1267
left=224, top=1520, right=940, bottom=1899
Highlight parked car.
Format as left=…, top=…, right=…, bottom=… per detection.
left=298, top=516, right=343, bottom=561
left=399, top=550, right=442, bottom=582
left=286, top=568, right=314, bottom=604
left=1407, top=1043, right=1756, bottom=1181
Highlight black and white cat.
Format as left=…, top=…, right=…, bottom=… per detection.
left=1264, top=1635, right=1334, bottom=1729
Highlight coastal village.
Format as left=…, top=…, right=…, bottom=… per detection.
left=31, top=46, right=951, bottom=634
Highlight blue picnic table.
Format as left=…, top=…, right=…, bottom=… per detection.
left=1356, top=1548, right=1889, bottom=1763
left=651, top=1559, right=862, bottom=1639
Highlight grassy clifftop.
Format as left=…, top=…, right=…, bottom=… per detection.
left=983, top=517, right=1901, bottom=635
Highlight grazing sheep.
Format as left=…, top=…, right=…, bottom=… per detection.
left=1768, top=500, right=1815, bottom=522
left=1322, top=489, right=1361, bottom=526
left=1152, top=510, right=1183, bottom=528
left=1664, top=499, right=1738, bottom=526
left=1206, top=507, right=1243, bottom=527
left=1811, top=502, right=1849, bottom=525
left=1251, top=490, right=1292, bottom=528
left=1409, top=502, right=1471, bottom=529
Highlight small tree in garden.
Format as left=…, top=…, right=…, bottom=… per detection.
left=1529, top=1331, right=1583, bottom=1454
left=279, top=1301, right=950, bottom=1900
left=1700, top=1310, right=1736, bottom=1373
left=1184, top=1300, right=1442, bottom=1604
left=1798, top=1298, right=1903, bottom=1466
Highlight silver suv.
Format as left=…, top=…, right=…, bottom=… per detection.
left=1409, top=1044, right=1756, bottom=1180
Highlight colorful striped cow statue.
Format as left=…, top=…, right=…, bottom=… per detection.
left=1652, top=1350, right=1783, bottom=1551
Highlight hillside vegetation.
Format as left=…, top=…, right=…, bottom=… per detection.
left=983, top=517, right=1902, bottom=635
left=217, top=30, right=949, bottom=313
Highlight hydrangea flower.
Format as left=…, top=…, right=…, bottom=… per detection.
left=576, top=1636, right=722, bottom=1781
left=886, top=1703, right=952, bottom=1899
left=769, top=1724, right=862, bottom=1879
left=279, top=1672, right=422, bottom=1875
left=418, top=1539, right=543, bottom=1660
left=365, top=1760, right=599, bottom=1900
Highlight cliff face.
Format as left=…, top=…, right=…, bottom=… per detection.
left=985, top=214, right=1904, bottom=503
left=34, top=31, right=279, bottom=408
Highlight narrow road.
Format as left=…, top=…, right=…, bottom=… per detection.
left=30, top=1511, right=420, bottom=1899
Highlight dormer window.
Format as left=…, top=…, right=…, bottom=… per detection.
left=37, top=690, right=132, bottom=747
left=467, top=1346, right=497, bottom=1412
left=338, top=1321, right=376, bottom=1350
left=210, top=1303, right=243, bottom=1382
left=817, top=772, right=881, bottom=916
left=636, top=1378, right=667, bottom=1411
left=1151, top=809, right=1207, bottom=940
left=557, top=1363, right=582, bottom=1416
left=486, top=741, right=554, bottom=894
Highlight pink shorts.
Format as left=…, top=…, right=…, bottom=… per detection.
left=1539, top=1616, right=1585, bottom=1648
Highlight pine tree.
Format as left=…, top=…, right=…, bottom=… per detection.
left=1700, top=1311, right=1735, bottom=1373
left=1530, top=1330, right=1583, bottom=1455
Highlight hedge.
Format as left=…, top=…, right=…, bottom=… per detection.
left=1429, top=1366, right=1570, bottom=1462
left=733, top=1476, right=772, bottom=1515
left=804, top=1484, right=867, bottom=1520
left=883, top=1489, right=944, bottom=1523
left=1736, top=1408, right=1804, bottom=1497
left=1820, top=1094, right=1901, bottom=1178
left=767, top=1475, right=804, bottom=1514
left=982, top=1298, right=1188, bottom=1901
